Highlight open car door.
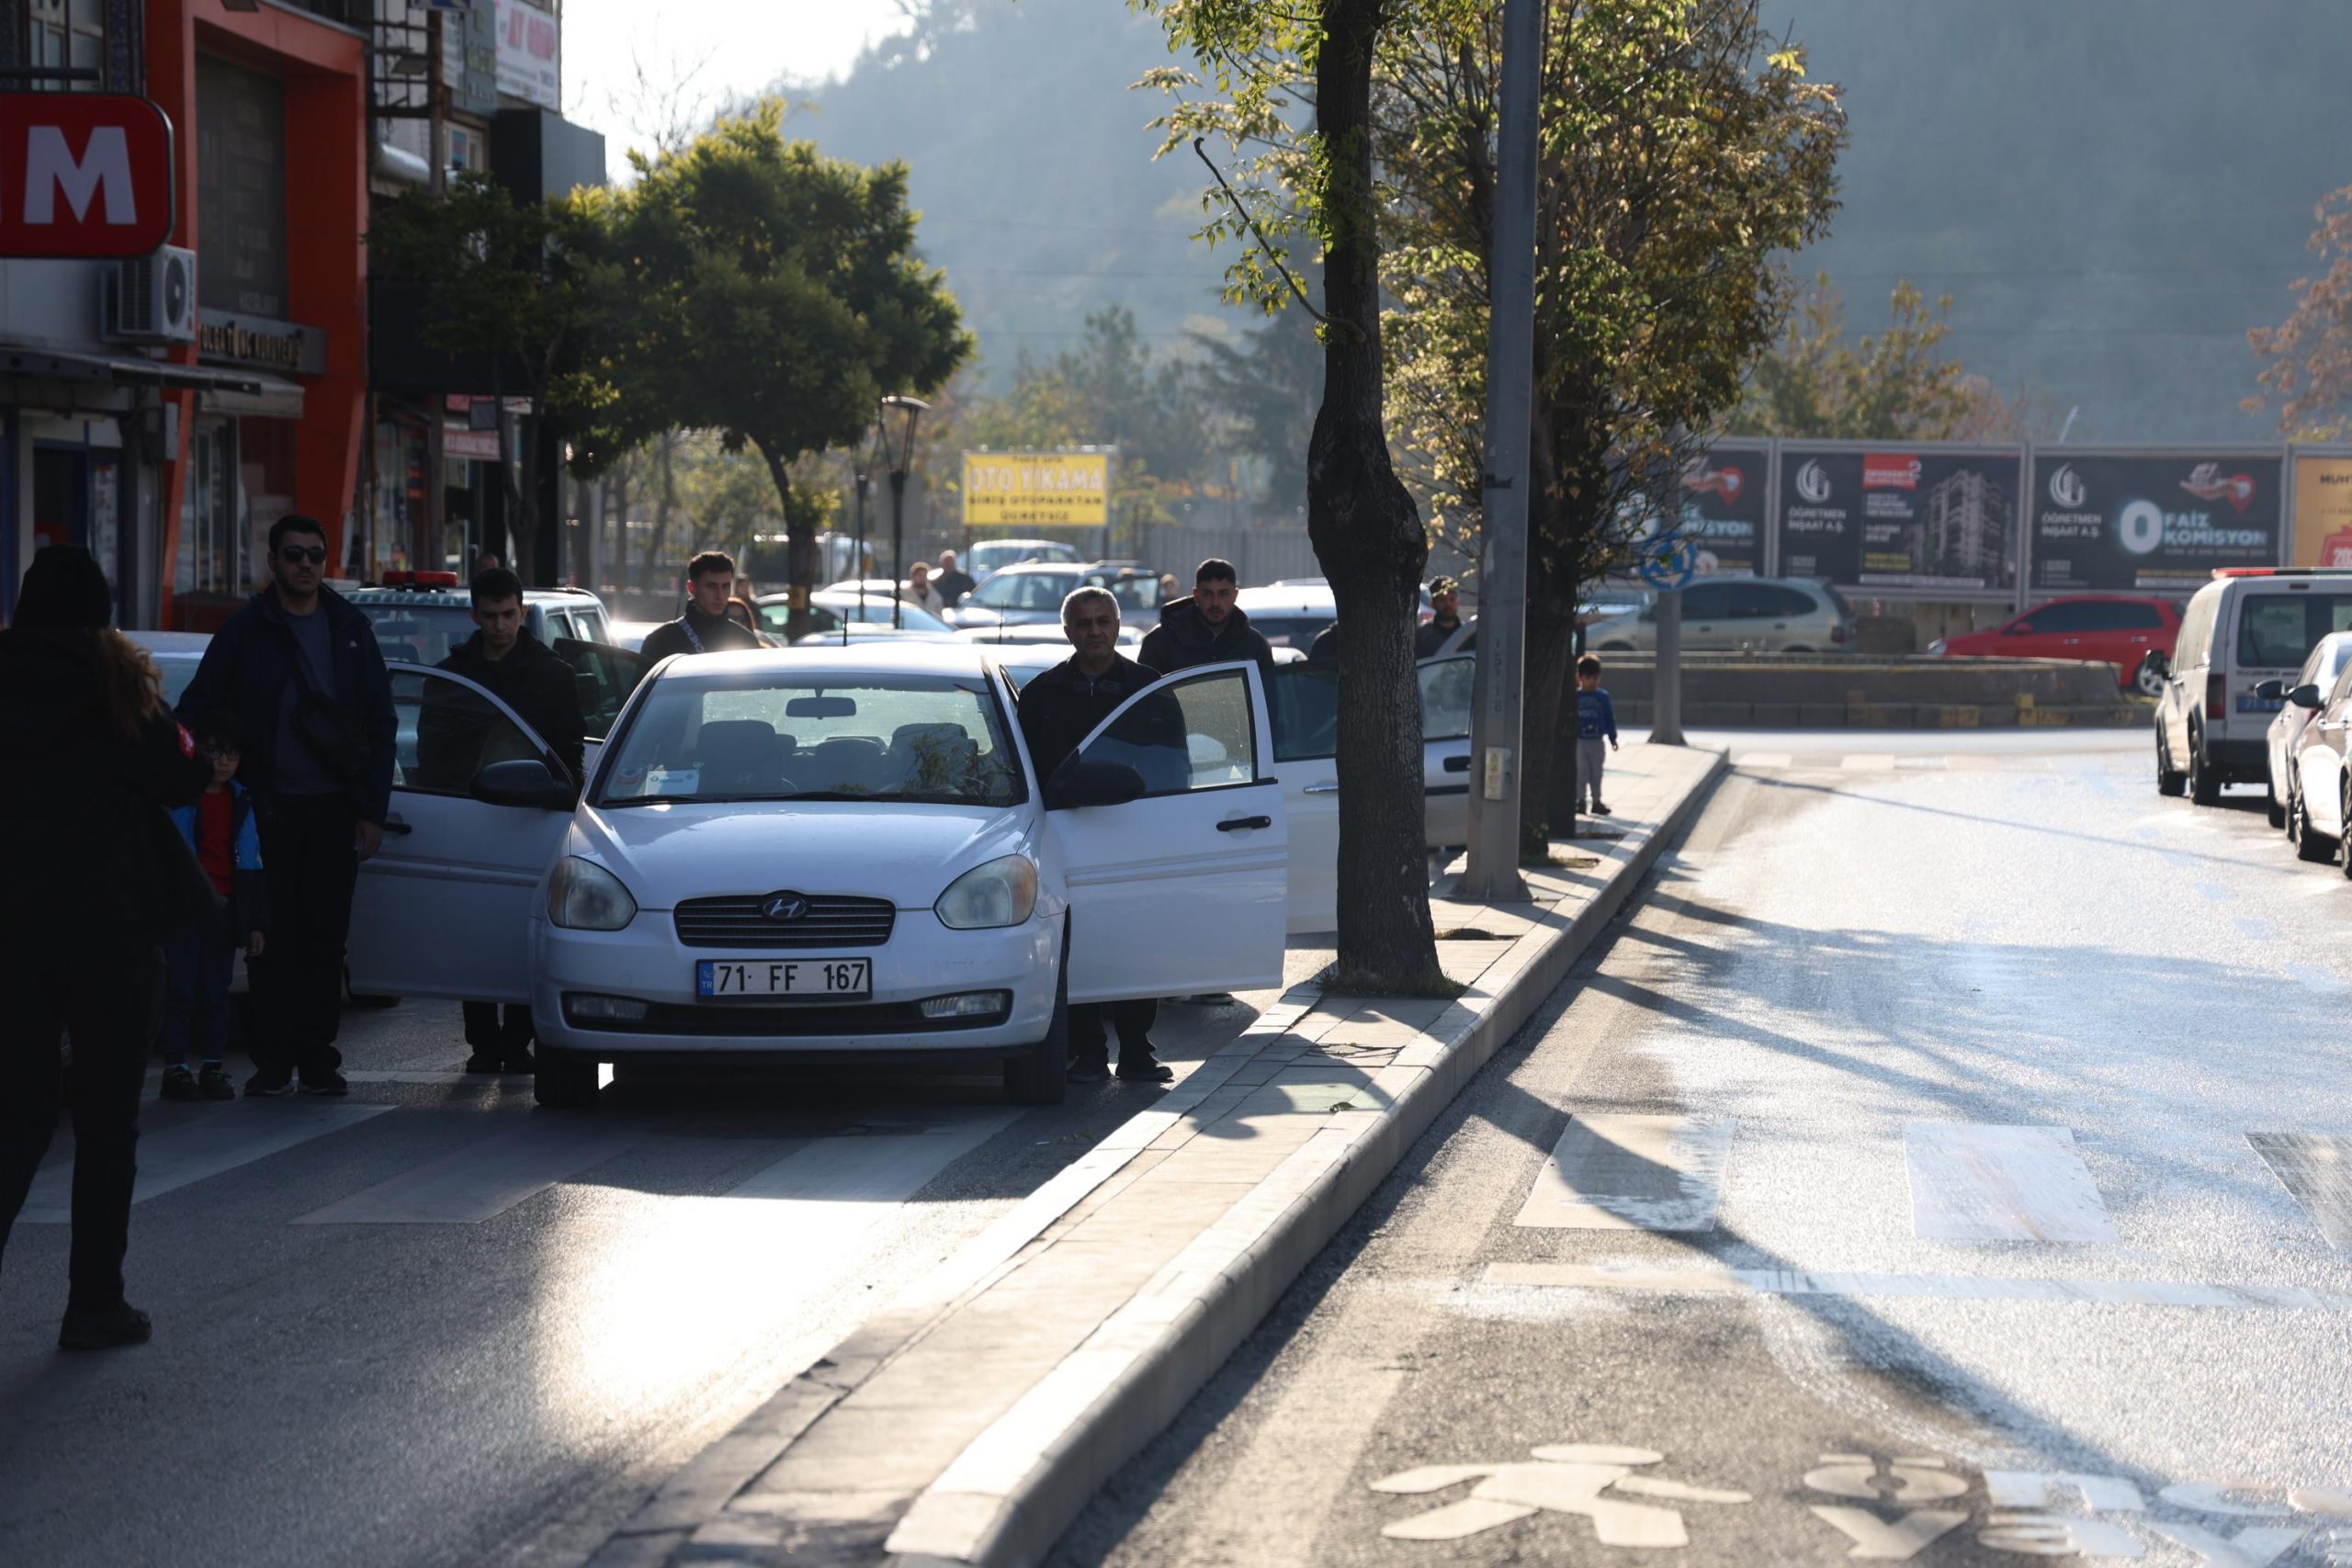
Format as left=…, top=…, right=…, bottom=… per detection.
left=553, top=637, right=650, bottom=774
left=1046, top=661, right=1288, bottom=1002
left=1419, top=654, right=1475, bottom=852
left=346, top=666, right=577, bottom=1004
left=1266, top=661, right=1340, bottom=933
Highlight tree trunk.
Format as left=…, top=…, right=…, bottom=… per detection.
left=1523, top=592, right=1577, bottom=852
left=643, top=436, right=677, bottom=603
left=1315, top=0, right=1447, bottom=995
left=757, top=441, right=818, bottom=640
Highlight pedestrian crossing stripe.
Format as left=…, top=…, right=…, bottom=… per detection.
left=1514, top=1115, right=1735, bottom=1232
left=1481, top=1261, right=2352, bottom=1311
left=17, top=1103, right=393, bottom=1224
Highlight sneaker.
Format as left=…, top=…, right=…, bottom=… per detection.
left=1066, top=1059, right=1110, bottom=1084
left=1115, top=1058, right=1175, bottom=1084
left=245, top=1066, right=296, bottom=1098
left=198, top=1064, right=237, bottom=1100
left=464, top=1052, right=503, bottom=1075
left=159, top=1065, right=199, bottom=1102
left=58, top=1303, right=152, bottom=1352
left=1591, top=800, right=1610, bottom=816
left=299, top=1070, right=349, bottom=1098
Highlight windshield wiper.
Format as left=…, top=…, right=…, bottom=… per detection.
left=600, top=793, right=720, bottom=808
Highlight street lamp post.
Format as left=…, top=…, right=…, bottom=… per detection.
left=880, top=394, right=930, bottom=631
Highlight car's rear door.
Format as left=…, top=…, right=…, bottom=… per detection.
left=1049, top=661, right=1289, bottom=1001
left=1267, top=662, right=1340, bottom=933
left=1419, top=654, right=1476, bottom=850
left=346, top=666, right=576, bottom=1004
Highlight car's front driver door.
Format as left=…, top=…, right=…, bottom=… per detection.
left=1047, top=661, right=1289, bottom=1002
left=1267, top=661, right=1340, bottom=933
left=346, top=666, right=577, bottom=1004
left=1419, top=654, right=1476, bottom=851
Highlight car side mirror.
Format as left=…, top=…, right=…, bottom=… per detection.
left=2256, top=679, right=2285, bottom=703
left=472, top=757, right=575, bottom=811
left=1046, top=755, right=1147, bottom=810
left=2003, top=623, right=2030, bottom=637
left=2290, top=683, right=2324, bottom=710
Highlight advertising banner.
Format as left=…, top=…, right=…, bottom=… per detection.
left=493, top=0, right=561, bottom=112
left=2028, top=452, right=2282, bottom=592
left=961, top=452, right=1110, bottom=528
left=2290, top=453, right=2352, bottom=569
left=1677, top=444, right=1767, bottom=576
left=1777, top=446, right=2020, bottom=593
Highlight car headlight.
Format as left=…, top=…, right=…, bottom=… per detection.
left=548, top=856, right=639, bottom=931
left=1927, top=638, right=1948, bottom=655
left=934, top=854, right=1038, bottom=930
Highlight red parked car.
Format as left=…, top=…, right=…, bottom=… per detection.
left=1931, top=595, right=2183, bottom=695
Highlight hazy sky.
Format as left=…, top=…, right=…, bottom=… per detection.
left=562, top=0, right=912, bottom=167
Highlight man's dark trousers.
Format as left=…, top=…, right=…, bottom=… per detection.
left=1069, top=999, right=1158, bottom=1071
left=0, top=944, right=163, bottom=1310
left=252, top=793, right=358, bottom=1078
left=463, top=1003, right=533, bottom=1053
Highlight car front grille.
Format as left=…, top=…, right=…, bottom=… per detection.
left=673, top=894, right=898, bottom=949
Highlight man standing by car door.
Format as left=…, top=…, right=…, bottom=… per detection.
left=641, top=552, right=764, bottom=662
left=1017, top=586, right=1172, bottom=1084
left=1139, top=558, right=1276, bottom=677
left=178, top=514, right=396, bottom=1099
left=424, top=566, right=586, bottom=1074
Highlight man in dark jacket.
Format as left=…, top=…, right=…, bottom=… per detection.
left=640, top=551, right=763, bottom=662
left=177, top=514, right=396, bottom=1100
left=1138, top=558, right=1276, bottom=677
left=1415, top=577, right=1464, bottom=659
left=423, top=567, right=586, bottom=1073
left=934, top=548, right=977, bottom=609
left=1016, top=586, right=1170, bottom=1085
left=0, top=547, right=213, bottom=1350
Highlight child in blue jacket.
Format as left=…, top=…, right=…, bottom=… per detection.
left=1575, top=653, right=1620, bottom=815
left=161, top=714, right=269, bottom=1101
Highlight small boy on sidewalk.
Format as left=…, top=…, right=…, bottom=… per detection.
left=160, top=715, right=268, bottom=1102
left=1574, top=653, right=1620, bottom=815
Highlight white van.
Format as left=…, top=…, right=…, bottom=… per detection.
left=2156, top=569, right=2352, bottom=803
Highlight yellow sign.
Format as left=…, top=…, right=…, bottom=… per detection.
left=2293, top=455, right=2352, bottom=568
left=961, top=452, right=1109, bottom=528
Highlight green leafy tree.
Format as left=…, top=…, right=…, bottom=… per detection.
left=1140, top=0, right=1449, bottom=994
left=604, top=101, right=973, bottom=626
left=1736, top=276, right=1983, bottom=440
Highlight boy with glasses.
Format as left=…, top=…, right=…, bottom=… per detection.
left=159, top=715, right=268, bottom=1100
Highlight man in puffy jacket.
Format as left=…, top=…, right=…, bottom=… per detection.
left=0, top=546, right=212, bottom=1350
left=1138, top=558, right=1275, bottom=677
left=177, top=514, right=396, bottom=1099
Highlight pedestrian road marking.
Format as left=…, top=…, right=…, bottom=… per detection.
left=1738, top=752, right=1794, bottom=770
left=1841, top=753, right=1898, bottom=771
left=2246, top=1133, right=2352, bottom=1251
left=1479, top=1261, right=2352, bottom=1311
left=293, top=1120, right=641, bottom=1224
left=723, top=1111, right=1012, bottom=1203
left=18, top=1103, right=394, bottom=1224
left=1514, top=1114, right=1735, bottom=1232
left=1905, top=1122, right=2117, bottom=1243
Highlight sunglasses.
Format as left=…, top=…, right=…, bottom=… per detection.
left=279, top=546, right=327, bottom=565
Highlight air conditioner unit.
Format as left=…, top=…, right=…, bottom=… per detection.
left=107, top=246, right=198, bottom=344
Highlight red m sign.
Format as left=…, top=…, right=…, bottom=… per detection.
left=0, top=93, right=174, bottom=259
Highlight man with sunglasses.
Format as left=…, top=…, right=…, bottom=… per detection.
left=178, top=515, right=395, bottom=1099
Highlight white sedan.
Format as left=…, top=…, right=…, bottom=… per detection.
left=343, top=645, right=1301, bottom=1108
left=2262, top=630, right=2352, bottom=830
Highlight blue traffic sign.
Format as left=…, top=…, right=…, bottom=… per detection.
left=1638, top=535, right=1698, bottom=592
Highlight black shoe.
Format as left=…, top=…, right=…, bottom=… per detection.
left=299, top=1070, right=349, bottom=1098
left=59, top=1303, right=152, bottom=1352
left=245, top=1066, right=296, bottom=1098
left=1116, top=1058, right=1175, bottom=1084
left=464, top=1051, right=503, bottom=1074
left=499, top=1048, right=537, bottom=1075
left=198, top=1064, right=237, bottom=1100
left=160, top=1065, right=199, bottom=1102
left=1066, top=1059, right=1110, bottom=1084
left=1591, top=801, right=1610, bottom=816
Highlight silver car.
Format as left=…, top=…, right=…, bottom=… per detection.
left=2262, top=630, right=2352, bottom=829
left=1584, top=576, right=1854, bottom=655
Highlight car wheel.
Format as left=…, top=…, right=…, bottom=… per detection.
left=2155, top=723, right=2186, bottom=797
left=2338, top=783, right=2352, bottom=881
left=2295, top=780, right=2335, bottom=863
left=2134, top=654, right=2169, bottom=699
left=1781, top=645, right=1815, bottom=655
left=1597, top=641, right=1635, bottom=653
left=1003, top=951, right=1069, bottom=1107
left=534, top=1045, right=601, bottom=1109
left=2188, top=729, right=2222, bottom=806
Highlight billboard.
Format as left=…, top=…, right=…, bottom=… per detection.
left=2290, top=453, right=2352, bottom=569
left=1777, top=446, right=2020, bottom=594
left=961, top=452, right=1110, bottom=528
left=2028, top=452, right=2283, bottom=592
left=1677, top=444, right=1767, bottom=576
left=494, top=0, right=561, bottom=112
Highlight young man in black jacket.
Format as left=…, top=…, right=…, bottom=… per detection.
left=1016, top=586, right=1171, bottom=1084
left=640, top=551, right=763, bottom=662
left=423, top=568, right=588, bottom=1073
left=1138, top=558, right=1276, bottom=677
left=176, top=514, right=396, bottom=1099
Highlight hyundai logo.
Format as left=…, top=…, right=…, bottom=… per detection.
left=759, top=892, right=810, bottom=922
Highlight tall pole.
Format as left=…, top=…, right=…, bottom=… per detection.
left=1456, top=0, right=1543, bottom=902
left=1651, top=588, right=1684, bottom=744
left=889, top=470, right=907, bottom=631
left=851, top=466, right=869, bottom=646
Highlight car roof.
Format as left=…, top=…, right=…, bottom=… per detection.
left=1237, top=584, right=1336, bottom=610
left=348, top=586, right=601, bottom=609
left=125, top=629, right=211, bottom=653
left=652, top=642, right=999, bottom=681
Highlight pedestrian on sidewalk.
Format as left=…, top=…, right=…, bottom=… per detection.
left=0, top=545, right=213, bottom=1350
left=934, top=549, right=976, bottom=610
left=1016, top=586, right=1173, bottom=1085
left=640, top=552, right=763, bottom=662
left=1139, top=558, right=1275, bottom=677
left=1575, top=653, right=1620, bottom=815
left=905, top=561, right=947, bottom=617
left=160, top=713, right=269, bottom=1103
left=423, top=567, right=585, bottom=1074
left=177, top=515, right=396, bottom=1100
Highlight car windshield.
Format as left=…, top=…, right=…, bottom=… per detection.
left=2235, top=593, right=2352, bottom=668
left=356, top=604, right=481, bottom=665
left=598, top=671, right=1023, bottom=807
left=761, top=598, right=954, bottom=636
left=1249, top=614, right=1334, bottom=649
left=972, top=570, right=1073, bottom=612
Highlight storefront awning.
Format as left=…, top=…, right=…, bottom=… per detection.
left=0, top=344, right=304, bottom=417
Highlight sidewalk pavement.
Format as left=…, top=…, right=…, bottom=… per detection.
left=586, top=741, right=1727, bottom=1568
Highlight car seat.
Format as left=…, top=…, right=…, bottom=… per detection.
left=801, top=735, right=890, bottom=794
left=889, top=722, right=979, bottom=793
left=695, top=719, right=788, bottom=795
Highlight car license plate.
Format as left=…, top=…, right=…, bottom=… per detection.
left=695, top=959, right=872, bottom=999
left=2237, top=695, right=2283, bottom=714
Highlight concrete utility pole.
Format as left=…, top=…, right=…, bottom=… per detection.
left=1457, top=0, right=1544, bottom=901
left=1651, top=589, right=1685, bottom=745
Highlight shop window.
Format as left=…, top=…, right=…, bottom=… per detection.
left=25, top=0, right=105, bottom=89
left=176, top=423, right=242, bottom=597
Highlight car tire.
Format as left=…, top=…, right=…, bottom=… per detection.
left=2295, top=781, right=2335, bottom=863
left=2188, top=729, right=2222, bottom=806
left=1003, top=938, right=1070, bottom=1107
left=1781, top=645, right=1815, bottom=655
left=2155, top=724, right=2186, bottom=797
left=2338, top=782, right=2352, bottom=882
left=1597, top=641, right=1635, bottom=654
left=534, top=1046, right=601, bottom=1109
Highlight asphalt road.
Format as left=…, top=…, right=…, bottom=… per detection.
left=0, top=949, right=1329, bottom=1568
left=1057, top=733, right=2352, bottom=1567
